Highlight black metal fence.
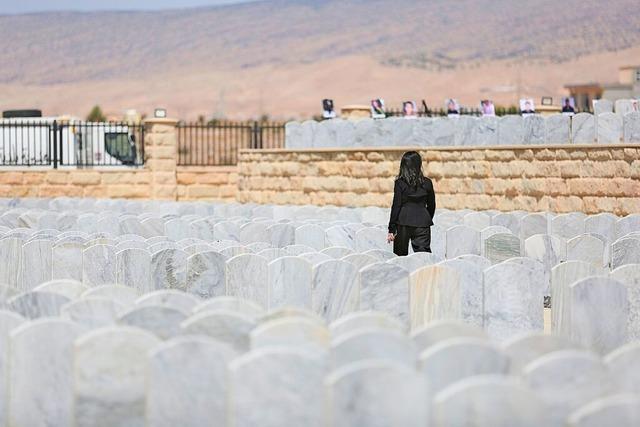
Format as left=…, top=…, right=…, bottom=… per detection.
left=177, top=121, right=285, bottom=166
left=0, top=120, right=145, bottom=168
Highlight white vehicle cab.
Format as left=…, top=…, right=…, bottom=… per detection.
left=0, top=110, right=141, bottom=167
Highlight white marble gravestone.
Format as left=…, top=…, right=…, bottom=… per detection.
left=329, top=311, right=404, bottom=338
left=8, top=290, right=70, bottom=319
left=409, top=265, right=461, bottom=330
left=82, top=244, right=117, bottom=287
left=51, top=242, right=84, bottom=281
left=228, top=348, right=326, bottom=427
left=327, top=360, right=428, bottom=427
left=0, top=310, right=25, bottom=427
left=497, top=115, right=524, bottom=145
left=82, top=285, right=139, bottom=308
left=567, top=234, right=606, bottom=268
left=355, top=227, right=390, bottom=252
left=180, top=310, right=256, bottom=353
left=597, top=112, right=623, bottom=143
left=609, top=264, right=640, bottom=340
left=569, top=277, right=629, bottom=354
left=150, top=248, right=188, bottom=291
left=551, top=213, right=586, bottom=240
left=433, top=376, right=546, bottom=427
left=73, top=326, right=160, bottom=427
left=567, top=394, right=640, bottom=427
left=520, top=213, right=548, bottom=241
left=551, top=260, right=603, bottom=334
left=268, top=257, right=313, bottom=310
left=20, top=239, right=53, bottom=291
left=146, top=336, right=237, bottom=427
left=61, top=297, right=124, bottom=329
left=359, top=263, right=410, bottom=324
left=267, top=223, right=295, bottom=248
left=419, top=337, right=509, bottom=394
left=483, top=263, right=544, bottom=340
left=184, top=251, right=226, bottom=299
left=331, top=329, right=417, bottom=369
left=250, top=318, right=329, bottom=354
left=484, top=233, right=521, bottom=264
left=438, top=259, right=484, bottom=327
left=446, top=225, right=480, bottom=258
left=192, top=296, right=265, bottom=319
left=116, top=248, right=151, bottom=293
left=545, top=114, right=570, bottom=143
left=523, top=115, right=546, bottom=144
left=570, top=112, right=596, bottom=142
left=9, top=318, right=84, bottom=427
left=294, top=224, right=326, bottom=250
left=311, top=260, right=358, bottom=322
left=523, top=350, right=611, bottom=427
left=0, top=238, right=22, bottom=288
left=603, top=342, right=640, bottom=394
left=226, top=254, right=269, bottom=308
left=611, top=238, right=640, bottom=269
left=135, top=289, right=200, bottom=315
left=502, top=332, right=576, bottom=374
left=117, top=305, right=186, bottom=340
left=623, top=111, right=640, bottom=142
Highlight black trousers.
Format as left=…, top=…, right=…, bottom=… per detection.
left=393, top=225, right=431, bottom=256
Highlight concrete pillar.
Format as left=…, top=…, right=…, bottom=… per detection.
left=143, top=118, right=178, bottom=200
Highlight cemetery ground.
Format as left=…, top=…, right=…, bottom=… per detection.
left=0, top=198, right=639, bottom=426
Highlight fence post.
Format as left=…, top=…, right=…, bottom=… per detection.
left=251, top=122, right=262, bottom=149
left=143, top=118, right=179, bottom=200
left=52, top=120, right=58, bottom=169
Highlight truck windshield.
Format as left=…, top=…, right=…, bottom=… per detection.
left=104, top=132, right=137, bottom=165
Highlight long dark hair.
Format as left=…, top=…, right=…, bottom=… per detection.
left=397, top=151, right=426, bottom=187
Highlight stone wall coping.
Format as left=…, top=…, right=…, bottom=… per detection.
left=176, top=166, right=237, bottom=173
left=0, top=167, right=146, bottom=172
left=239, top=143, right=638, bottom=155
left=143, top=117, right=179, bottom=126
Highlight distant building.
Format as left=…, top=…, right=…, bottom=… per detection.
left=565, top=65, right=640, bottom=111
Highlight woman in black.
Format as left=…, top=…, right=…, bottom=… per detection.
left=386, top=151, right=436, bottom=256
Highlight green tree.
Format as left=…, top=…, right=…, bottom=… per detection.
left=86, top=105, right=106, bottom=122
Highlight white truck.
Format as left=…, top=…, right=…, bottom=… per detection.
left=0, top=114, right=140, bottom=167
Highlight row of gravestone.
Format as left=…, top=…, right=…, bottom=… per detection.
left=3, top=204, right=639, bottom=244
left=2, top=243, right=639, bottom=355
left=2, top=208, right=639, bottom=267
left=285, top=112, right=640, bottom=148
left=2, top=198, right=639, bottom=242
left=0, top=288, right=639, bottom=427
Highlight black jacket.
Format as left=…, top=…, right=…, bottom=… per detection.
left=388, top=178, right=436, bottom=234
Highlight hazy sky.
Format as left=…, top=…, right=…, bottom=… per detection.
left=0, top=0, right=261, bottom=14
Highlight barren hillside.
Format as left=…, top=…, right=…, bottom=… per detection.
left=0, top=0, right=638, bottom=119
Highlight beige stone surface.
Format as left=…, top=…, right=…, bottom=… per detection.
left=237, top=144, right=640, bottom=215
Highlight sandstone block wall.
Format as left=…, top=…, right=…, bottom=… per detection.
left=177, top=167, right=238, bottom=202
left=237, top=145, right=640, bottom=215
left=0, top=169, right=152, bottom=199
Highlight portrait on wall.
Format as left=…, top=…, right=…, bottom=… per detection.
left=520, top=98, right=536, bottom=115
left=561, top=97, right=576, bottom=115
left=445, top=98, right=460, bottom=116
left=402, top=101, right=417, bottom=118
left=371, top=99, right=386, bottom=119
left=322, top=99, right=336, bottom=119
left=480, top=100, right=495, bottom=116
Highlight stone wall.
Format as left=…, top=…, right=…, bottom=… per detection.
left=0, top=169, right=153, bottom=199
left=176, top=166, right=238, bottom=202
left=237, top=145, right=640, bottom=215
